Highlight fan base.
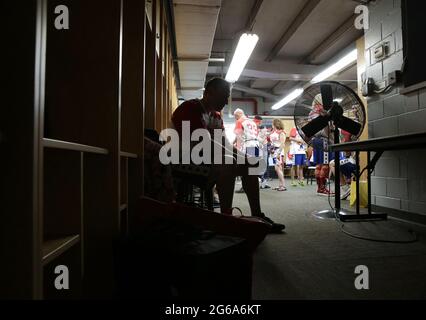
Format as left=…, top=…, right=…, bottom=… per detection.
left=311, top=209, right=339, bottom=220
left=311, top=209, right=385, bottom=221
left=338, top=211, right=388, bottom=222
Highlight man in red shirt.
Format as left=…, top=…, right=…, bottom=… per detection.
left=171, top=78, right=285, bottom=233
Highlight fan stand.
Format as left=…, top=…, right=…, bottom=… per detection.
left=312, top=125, right=351, bottom=220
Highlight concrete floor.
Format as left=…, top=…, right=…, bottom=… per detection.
left=232, top=178, right=426, bottom=300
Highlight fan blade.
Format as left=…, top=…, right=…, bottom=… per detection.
left=301, top=115, right=330, bottom=137
left=336, top=116, right=362, bottom=136
left=320, top=84, right=333, bottom=110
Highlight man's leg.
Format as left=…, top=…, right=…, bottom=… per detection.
left=215, top=162, right=261, bottom=217
left=297, top=165, right=304, bottom=185
left=315, top=164, right=322, bottom=193
left=241, top=173, right=262, bottom=217
left=328, top=160, right=335, bottom=180
left=215, top=164, right=237, bottom=214
left=290, top=165, right=297, bottom=186
left=215, top=159, right=285, bottom=232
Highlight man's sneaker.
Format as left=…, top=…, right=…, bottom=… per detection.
left=291, top=181, right=298, bottom=187
left=341, top=185, right=351, bottom=200
left=298, top=180, right=305, bottom=187
left=317, top=188, right=335, bottom=197
left=260, top=215, right=285, bottom=233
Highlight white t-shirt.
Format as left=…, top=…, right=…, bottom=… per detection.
left=289, top=128, right=306, bottom=155
left=234, top=117, right=259, bottom=152
left=269, top=129, right=285, bottom=148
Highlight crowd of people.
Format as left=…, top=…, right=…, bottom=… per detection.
left=232, top=108, right=310, bottom=193
left=231, top=106, right=356, bottom=200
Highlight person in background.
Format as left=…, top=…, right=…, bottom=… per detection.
left=233, top=108, right=261, bottom=193
left=233, top=109, right=260, bottom=157
left=328, top=128, right=355, bottom=199
left=289, top=127, right=307, bottom=187
left=269, top=119, right=287, bottom=191
left=254, top=115, right=271, bottom=189
left=329, top=151, right=356, bottom=200
left=312, top=127, right=335, bottom=196
left=171, top=78, right=285, bottom=232
left=308, top=95, right=335, bottom=196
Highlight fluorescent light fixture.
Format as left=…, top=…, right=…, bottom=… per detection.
left=270, top=49, right=357, bottom=112
left=225, top=33, right=259, bottom=83
left=311, top=49, right=358, bottom=83
left=209, top=57, right=225, bottom=62
left=271, top=88, right=304, bottom=110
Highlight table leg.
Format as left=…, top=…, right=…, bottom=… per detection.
left=368, top=151, right=372, bottom=215
left=356, top=151, right=360, bottom=215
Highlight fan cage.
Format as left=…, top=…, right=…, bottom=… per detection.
left=294, top=81, right=366, bottom=146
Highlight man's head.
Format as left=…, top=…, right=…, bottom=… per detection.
left=233, top=108, right=245, bottom=121
left=254, top=115, right=263, bottom=126
left=203, top=78, right=231, bottom=112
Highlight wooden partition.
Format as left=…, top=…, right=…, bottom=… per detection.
left=2, top=0, right=178, bottom=299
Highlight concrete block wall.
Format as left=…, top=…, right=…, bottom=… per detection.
left=365, top=0, right=426, bottom=215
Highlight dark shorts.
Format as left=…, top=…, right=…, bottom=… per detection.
left=340, top=163, right=357, bottom=179
left=313, top=149, right=334, bottom=165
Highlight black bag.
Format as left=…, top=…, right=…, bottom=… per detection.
left=113, top=221, right=252, bottom=299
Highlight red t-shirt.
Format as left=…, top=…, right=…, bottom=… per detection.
left=171, top=99, right=224, bottom=136
left=341, top=129, right=352, bottom=143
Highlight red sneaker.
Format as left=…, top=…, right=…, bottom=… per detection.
left=317, top=188, right=335, bottom=197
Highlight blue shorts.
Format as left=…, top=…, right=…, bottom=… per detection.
left=294, top=154, right=306, bottom=166
left=340, top=163, right=357, bottom=179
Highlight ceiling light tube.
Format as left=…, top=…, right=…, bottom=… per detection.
left=271, top=88, right=304, bottom=110
left=311, top=49, right=358, bottom=83
left=209, top=57, right=225, bottom=62
left=225, top=33, right=259, bottom=83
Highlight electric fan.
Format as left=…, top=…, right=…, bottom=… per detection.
left=294, top=81, right=366, bottom=219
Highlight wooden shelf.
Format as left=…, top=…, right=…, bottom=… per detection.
left=120, top=151, right=138, bottom=158
left=43, top=138, right=108, bottom=155
left=42, top=235, right=80, bottom=266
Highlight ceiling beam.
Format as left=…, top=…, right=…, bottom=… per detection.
left=208, top=61, right=321, bottom=77
left=301, top=14, right=359, bottom=64
left=242, top=69, right=313, bottom=81
left=246, top=60, right=321, bottom=74
left=272, top=81, right=303, bottom=95
left=265, top=0, right=321, bottom=62
left=245, top=0, right=265, bottom=31
left=232, top=84, right=279, bottom=101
